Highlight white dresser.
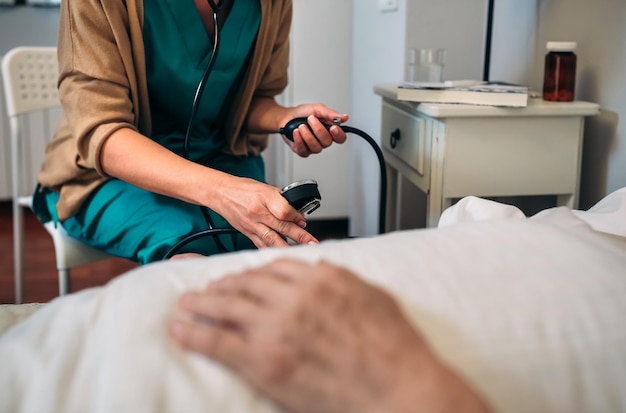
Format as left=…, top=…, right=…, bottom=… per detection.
left=375, top=84, right=600, bottom=229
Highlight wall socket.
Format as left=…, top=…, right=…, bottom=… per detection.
left=378, top=0, right=398, bottom=12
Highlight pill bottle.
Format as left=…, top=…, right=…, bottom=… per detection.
left=542, top=41, right=577, bottom=102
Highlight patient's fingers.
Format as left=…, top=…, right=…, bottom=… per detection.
left=169, top=317, right=246, bottom=363
left=206, top=269, right=294, bottom=304
left=178, top=291, right=259, bottom=328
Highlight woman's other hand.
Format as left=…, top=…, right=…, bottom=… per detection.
left=280, top=104, right=349, bottom=157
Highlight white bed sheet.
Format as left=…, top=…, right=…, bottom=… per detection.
left=1, top=189, right=625, bottom=413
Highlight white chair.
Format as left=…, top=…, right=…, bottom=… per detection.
left=2, top=46, right=113, bottom=304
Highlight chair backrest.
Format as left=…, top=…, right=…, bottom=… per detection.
left=3, top=47, right=112, bottom=304
left=2, top=46, right=60, bottom=203
left=1, top=46, right=59, bottom=117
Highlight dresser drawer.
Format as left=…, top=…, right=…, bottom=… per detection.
left=381, top=102, right=426, bottom=176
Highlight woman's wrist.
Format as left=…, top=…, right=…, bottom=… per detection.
left=191, top=167, right=237, bottom=210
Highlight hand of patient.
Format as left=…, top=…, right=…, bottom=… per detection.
left=169, top=258, right=491, bottom=413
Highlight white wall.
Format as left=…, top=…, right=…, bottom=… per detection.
left=405, top=0, right=489, bottom=82
left=489, top=0, right=537, bottom=85
left=0, top=6, right=59, bottom=55
left=350, top=1, right=407, bottom=235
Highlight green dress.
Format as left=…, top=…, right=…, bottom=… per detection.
left=41, top=0, right=262, bottom=264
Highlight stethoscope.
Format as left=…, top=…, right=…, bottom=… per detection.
left=177, top=0, right=234, bottom=256
left=163, top=0, right=387, bottom=259
left=183, top=0, right=223, bottom=160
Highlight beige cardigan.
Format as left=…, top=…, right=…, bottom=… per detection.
left=38, top=0, right=292, bottom=221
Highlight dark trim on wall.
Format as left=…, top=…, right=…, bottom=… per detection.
left=483, top=0, right=495, bottom=81
left=0, top=0, right=61, bottom=6
left=306, top=218, right=350, bottom=240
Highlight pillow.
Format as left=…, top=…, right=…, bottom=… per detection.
left=1, top=189, right=625, bottom=413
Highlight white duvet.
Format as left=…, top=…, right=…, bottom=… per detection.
left=1, top=189, right=625, bottom=413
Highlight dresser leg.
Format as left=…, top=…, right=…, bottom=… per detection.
left=557, top=193, right=577, bottom=209
left=384, top=165, right=400, bottom=232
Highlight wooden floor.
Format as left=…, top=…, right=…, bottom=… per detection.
left=0, top=201, right=137, bottom=304
left=0, top=201, right=348, bottom=304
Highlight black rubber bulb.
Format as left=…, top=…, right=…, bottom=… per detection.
left=279, top=117, right=333, bottom=141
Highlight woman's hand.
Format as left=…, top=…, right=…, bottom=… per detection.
left=279, top=104, right=349, bottom=157
left=210, top=175, right=318, bottom=248
left=245, top=97, right=349, bottom=158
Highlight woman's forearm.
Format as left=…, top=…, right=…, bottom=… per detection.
left=245, top=96, right=290, bottom=134
left=100, top=127, right=316, bottom=248
left=99, top=127, right=231, bottom=207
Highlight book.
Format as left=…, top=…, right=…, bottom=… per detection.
left=397, top=81, right=529, bottom=108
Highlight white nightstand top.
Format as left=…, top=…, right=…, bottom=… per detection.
left=374, top=84, right=600, bottom=118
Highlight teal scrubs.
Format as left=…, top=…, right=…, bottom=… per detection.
left=39, top=0, right=262, bottom=264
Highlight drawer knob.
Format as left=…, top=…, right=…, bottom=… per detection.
left=390, top=128, right=401, bottom=149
